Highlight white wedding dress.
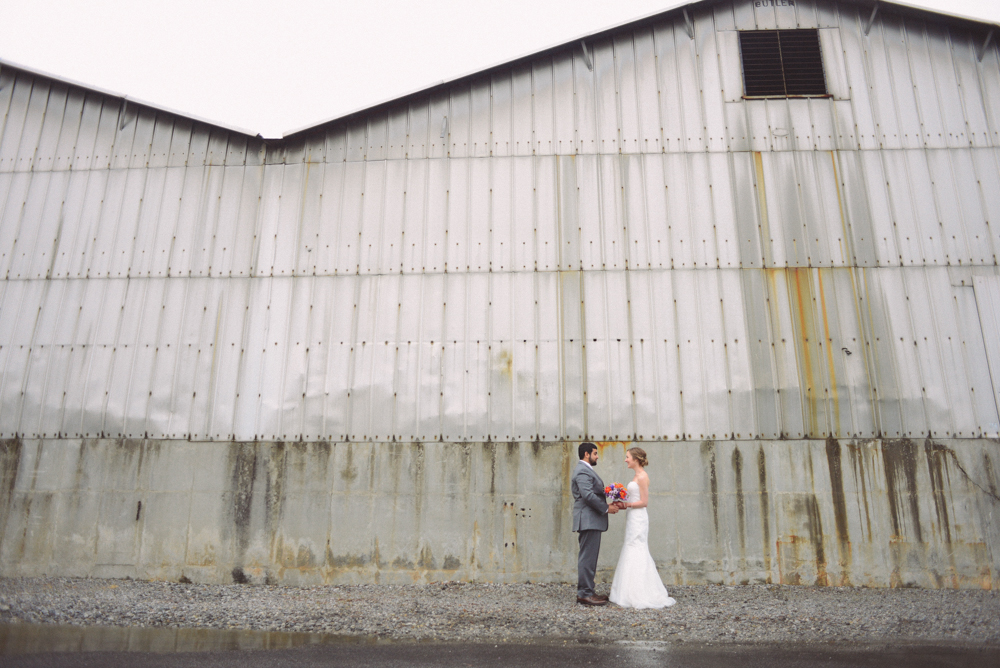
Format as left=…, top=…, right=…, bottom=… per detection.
left=609, top=480, right=677, bottom=609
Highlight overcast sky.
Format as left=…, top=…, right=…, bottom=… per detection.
left=1, top=0, right=998, bottom=138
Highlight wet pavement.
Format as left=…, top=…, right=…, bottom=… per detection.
left=0, top=623, right=997, bottom=667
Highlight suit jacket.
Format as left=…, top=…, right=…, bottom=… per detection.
left=571, top=461, right=609, bottom=532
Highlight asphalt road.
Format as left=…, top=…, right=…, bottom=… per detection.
left=1, top=624, right=997, bottom=668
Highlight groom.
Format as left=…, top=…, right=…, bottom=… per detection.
left=572, top=442, right=619, bottom=606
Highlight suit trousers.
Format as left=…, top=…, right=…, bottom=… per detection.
left=577, top=529, right=602, bottom=597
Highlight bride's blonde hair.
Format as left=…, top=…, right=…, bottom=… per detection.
left=627, top=447, right=648, bottom=468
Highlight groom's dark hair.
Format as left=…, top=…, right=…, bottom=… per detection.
left=578, top=442, right=598, bottom=460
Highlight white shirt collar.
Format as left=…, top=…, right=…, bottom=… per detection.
left=580, top=459, right=593, bottom=469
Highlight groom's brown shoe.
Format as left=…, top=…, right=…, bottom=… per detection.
left=592, top=594, right=609, bottom=602
left=577, top=595, right=608, bottom=606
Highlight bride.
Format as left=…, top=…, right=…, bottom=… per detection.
left=609, top=447, right=677, bottom=609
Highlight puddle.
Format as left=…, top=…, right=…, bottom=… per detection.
left=0, top=622, right=375, bottom=654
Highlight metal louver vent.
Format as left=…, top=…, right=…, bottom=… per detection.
left=740, top=30, right=827, bottom=97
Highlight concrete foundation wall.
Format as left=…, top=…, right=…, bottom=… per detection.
left=0, top=437, right=997, bottom=588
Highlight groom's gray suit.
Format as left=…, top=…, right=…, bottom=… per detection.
left=572, top=459, right=609, bottom=598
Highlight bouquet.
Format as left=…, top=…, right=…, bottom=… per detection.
left=604, top=482, right=627, bottom=503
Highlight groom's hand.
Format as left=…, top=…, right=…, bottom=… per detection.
left=607, top=504, right=619, bottom=514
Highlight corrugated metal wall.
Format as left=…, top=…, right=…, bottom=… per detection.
left=1, top=0, right=999, bottom=443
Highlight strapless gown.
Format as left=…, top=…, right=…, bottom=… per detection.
left=608, top=480, right=677, bottom=609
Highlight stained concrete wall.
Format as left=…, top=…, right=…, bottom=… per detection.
left=0, top=437, right=997, bottom=588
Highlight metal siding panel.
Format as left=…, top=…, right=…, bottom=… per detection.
left=33, top=85, right=68, bottom=172
left=972, top=149, right=1000, bottom=262
left=818, top=28, right=850, bottom=100
left=630, top=271, right=658, bottom=439
left=552, top=53, right=576, bottom=155
left=676, top=21, right=707, bottom=153
left=966, top=278, right=1000, bottom=436
left=536, top=272, right=560, bottom=439
left=642, top=154, right=670, bottom=269
left=532, top=60, right=555, bottom=156
left=489, top=272, right=513, bottom=440
left=446, top=158, right=469, bottom=272
left=583, top=270, right=632, bottom=440
left=653, top=22, right=684, bottom=153
left=828, top=268, right=876, bottom=437
left=879, top=269, right=929, bottom=437
left=358, top=161, right=385, bottom=275
left=675, top=270, right=710, bottom=439
left=301, top=278, right=331, bottom=440
left=856, top=151, right=898, bottom=266
left=766, top=99, right=793, bottom=152
left=733, top=151, right=763, bottom=268
left=321, top=276, right=356, bottom=440
left=883, top=17, right=925, bottom=150
left=379, top=159, right=405, bottom=274
left=52, top=88, right=84, bottom=171
left=903, top=269, right=956, bottom=437
left=166, top=119, right=192, bottom=168
left=512, top=157, right=534, bottom=271
left=511, top=66, right=533, bottom=157
left=721, top=270, right=755, bottom=439
left=448, top=85, right=470, bottom=159
left=424, top=159, right=447, bottom=273
left=623, top=154, right=649, bottom=269
left=559, top=271, right=585, bottom=439
left=944, top=149, right=992, bottom=264
left=464, top=273, right=491, bottom=441
left=593, top=39, right=619, bottom=156
left=710, top=152, right=741, bottom=269
left=405, top=103, right=428, bottom=161
left=865, top=21, right=904, bottom=149
left=838, top=16, right=877, bottom=150
left=663, top=153, right=693, bottom=268
left=925, top=24, right=971, bottom=149
left=905, top=20, right=948, bottom=149
left=204, top=166, right=241, bottom=277
left=6, top=172, right=50, bottom=279
left=346, top=119, right=366, bottom=162
left=14, top=79, right=51, bottom=172
left=766, top=269, right=806, bottom=438
left=441, top=274, right=467, bottom=440
left=315, top=161, right=344, bottom=274
left=465, top=157, right=490, bottom=272
left=253, top=164, right=283, bottom=277
left=535, top=156, right=558, bottom=271
left=470, top=79, right=491, bottom=159
left=336, top=161, right=365, bottom=274
left=398, top=159, right=425, bottom=273
left=832, top=99, right=858, bottom=150
left=834, top=151, right=875, bottom=267
left=926, top=273, right=980, bottom=437
left=577, top=155, right=601, bottom=269
left=0, top=172, right=29, bottom=277
left=719, top=31, right=743, bottom=103
left=417, top=274, right=444, bottom=441
left=491, top=71, right=513, bottom=158
left=950, top=32, right=992, bottom=148
left=695, top=15, right=727, bottom=152
left=512, top=272, right=536, bottom=440
left=108, top=168, right=147, bottom=278
left=615, top=33, right=641, bottom=155
left=326, top=124, right=348, bottom=164
left=574, top=43, right=598, bottom=155
left=366, top=112, right=388, bottom=162
left=926, top=149, right=973, bottom=265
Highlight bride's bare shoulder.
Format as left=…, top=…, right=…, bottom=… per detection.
left=635, top=470, right=650, bottom=484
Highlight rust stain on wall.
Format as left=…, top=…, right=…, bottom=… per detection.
left=825, top=437, right=852, bottom=578
left=881, top=439, right=922, bottom=542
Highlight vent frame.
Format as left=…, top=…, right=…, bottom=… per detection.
left=739, top=29, right=829, bottom=99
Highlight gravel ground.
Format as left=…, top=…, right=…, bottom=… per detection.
left=0, top=577, right=997, bottom=645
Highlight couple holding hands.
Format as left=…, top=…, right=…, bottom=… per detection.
left=571, top=442, right=677, bottom=609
